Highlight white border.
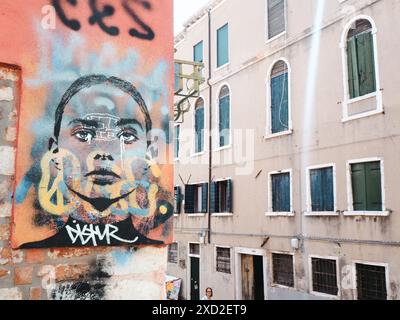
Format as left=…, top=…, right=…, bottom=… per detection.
left=309, top=255, right=341, bottom=299
left=353, top=260, right=389, bottom=300
left=270, top=251, right=296, bottom=289
left=304, top=163, right=338, bottom=216
left=265, top=58, right=293, bottom=138
left=266, top=169, right=294, bottom=216
left=340, top=15, right=383, bottom=122
left=215, top=83, right=232, bottom=151
left=344, top=157, right=389, bottom=216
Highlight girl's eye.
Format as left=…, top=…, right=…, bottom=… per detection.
left=119, top=131, right=138, bottom=144
left=73, top=130, right=95, bottom=142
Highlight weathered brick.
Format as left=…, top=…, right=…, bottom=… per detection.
left=0, top=268, right=10, bottom=278
left=0, top=247, right=11, bottom=265
left=12, top=250, right=24, bottom=264
left=14, top=266, right=34, bottom=285
left=26, top=249, right=46, bottom=264
left=39, top=264, right=90, bottom=283
left=5, top=127, right=17, bottom=142
left=0, top=86, right=13, bottom=101
left=0, top=287, right=23, bottom=300
left=0, top=146, right=15, bottom=176
left=48, top=247, right=93, bottom=259
left=0, top=223, right=10, bottom=241
left=29, top=287, right=42, bottom=300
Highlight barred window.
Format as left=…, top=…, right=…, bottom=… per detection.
left=168, top=243, right=178, bottom=263
left=216, top=247, right=231, bottom=274
left=311, top=258, right=338, bottom=296
left=356, top=263, right=387, bottom=300
left=272, top=253, right=294, bottom=287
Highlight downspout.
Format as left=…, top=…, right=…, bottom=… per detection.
left=207, top=8, right=212, bottom=244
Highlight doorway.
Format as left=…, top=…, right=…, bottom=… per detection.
left=190, top=256, right=200, bottom=300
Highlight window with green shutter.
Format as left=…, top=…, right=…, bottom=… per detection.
left=219, top=85, right=230, bottom=147
left=271, top=172, right=290, bottom=212
left=346, top=19, right=376, bottom=99
left=351, top=161, right=382, bottom=211
left=217, top=23, right=229, bottom=67
left=195, top=98, right=205, bottom=153
left=194, top=41, right=204, bottom=63
left=267, top=0, right=286, bottom=39
left=210, top=180, right=233, bottom=213
left=270, top=60, right=289, bottom=134
left=310, top=167, right=334, bottom=212
left=184, top=183, right=208, bottom=214
left=174, top=186, right=183, bottom=214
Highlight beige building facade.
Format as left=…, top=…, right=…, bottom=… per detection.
left=169, top=0, right=400, bottom=300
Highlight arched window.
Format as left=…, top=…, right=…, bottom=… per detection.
left=346, top=19, right=376, bottom=99
left=218, top=85, right=230, bottom=147
left=194, top=98, right=205, bottom=153
left=270, top=60, right=289, bottom=134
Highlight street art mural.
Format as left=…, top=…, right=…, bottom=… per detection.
left=0, top=0, right=174, bottom=249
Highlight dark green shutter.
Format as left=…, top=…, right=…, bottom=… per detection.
left=201, top=183, right=208, bottom=213
left=351, top=163, right=367, bottom=211
left=356, top=32, right=376, bottom=96
left=217, top=24, right=229, bottom=67
left=219, top=95, right=230, bottom=147
left=174, top=126, right=180, bottom=158
left=268, top=0, right=285, bottom=39
left=184, top=185, right=196, bottom=214
left=365, top=162, right=382, bottom=211
left=210, top=182, right=219, bottom=213
left=174, top=186, right=183, bottom=214
left=272, top=173, right=290, bottom=212
left=226, top=180, right=233, bottom=213
left=194, top=41, right=203, bottom=63
left=347, top=37, right=359, bottom=99
left=310, top=168, right=334, bottom=212
left=195, top=107, right=204, bottom=153
left=271, top=73, right=288, bottom=134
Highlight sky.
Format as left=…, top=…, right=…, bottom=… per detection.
left=174, top=0, right=210, bottom=35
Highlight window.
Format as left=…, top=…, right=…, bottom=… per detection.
left=168, top=243, right=178, bottom=263
left=184, top=183, right=208, bottom=214
left=194, top=41, right=204, bottom=63
left=270, top=60, right=289, bottom=134
left=174, top=186, right=183, bottom=214
left=174, top=125, right=180, bottom=159
left=356, top=263, right=387, bottom=300
left=189, top=243, right=200, bottom=256
left=210, top=179, right=233, bottom=213
left=311, top=257, right=338, bottom=296
left=272, top=253, right=294, bottom=287
left=217, top=23, right=229, bottom=67
left=309, top=166, right=334, bottom=212
left=174, top=62, right=182, bottom=93
left=346, top=19, right=376, bottom=99
left=218, top=85, right=230, bottom=148
left=216, top=247, right=231, bottom=274
left=350, top=161, right=382, bottom=211
left=267, top=0, right=286, bottom=39
left=194, top=98, right=205, bottom=154
left=270, top=172, right=291, bottom=213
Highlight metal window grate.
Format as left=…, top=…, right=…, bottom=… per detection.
left=311, top=258, right=338, bottom=296
left=216, top=247, right=231, bottom=274
left=272, top=253, right=294, bottom=287
left=168, top=243, right=178, bottom=263
left=356, top=263, right=387, bottom=300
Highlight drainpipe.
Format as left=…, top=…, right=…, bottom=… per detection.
left=207, top=8, right=212, bottom=244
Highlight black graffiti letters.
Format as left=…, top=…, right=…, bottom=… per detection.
left=88, top=0, right=119, bottom=36
left=52, top=0, right=81, bottom=31
left=53, top=0, right=155, bottom=41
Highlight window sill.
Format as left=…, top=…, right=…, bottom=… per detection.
left=215, top=63, right=229, bottom=72
left=211, top=213, right=233, bottom=217
left=264, top=129, right=293, bottom=140
left=348, top=91, right=377, bottom=104
left=342, top=109, right=383, bottom=123
left=310, top=291, right=339, bottom=300
left=343, top=210, right=390, bottom=217
left=265, top=212, right=295, bottom=217
left=271, top=284, right=295, bottom=290
left=191, top=151, right=206, bottom=158
left=304, top=211, right=340, bottom=217
left=266, top=31, right=286, bottom=44
left=186, top=213, right=206, bottom=217
left=214, top=144, right=232, bottom=152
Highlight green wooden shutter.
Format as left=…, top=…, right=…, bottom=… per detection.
left=365, top=162, right=382, bottom=211
left=217, top=24, right=229, bottom=67
left=195, top=107, right=204, bottom=153
left=271, top=73, right=289, bottom=134
left=184, top=185, right=196, bottom=214
left=356, top=32, right=376, bottom=96
left=351, top=163, right=367, bottom=211
left=272, top=173, right=290, bottom=212
left=226, top=180, right=233, bottom=213
left=268, top=0, right=285, bottom=39
left=219, top=95, right=230, bottom=147
left=210, top=182, right=219, bottom=213
left=194, top=41, right=204, bottom=63
left=310, top=168, right=334, bottom=212
left=174, top=186, right=183, bottom=214
left=201, top=183, right=208, bottom=213
left=347, top=37, right=359, bottom=99
left=174, top=125, right=180, bottom=158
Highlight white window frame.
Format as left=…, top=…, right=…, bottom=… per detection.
left=266, top=169, right=294, bottom=216
left=212, top=177, right=233, bottom=217
left=309, top=255, right=341, bottom=299
left=214, top=245, right=232, bottom=274
left=344, top=157, right=389, bottom=216
left=215, top=23, right=230, bottom=71
left=265, top=0, right=287, bottom=43
left=270, top=251, right=296, bottom=289
left=215, top=83, right=232, bottom=152
left=186, top=181, right=208, bottom=217
left=191, top=96, right=206, bottom=157
left=340, top=15, right=383, bottom=122
left=352, top=260, right=389, bottom=300
left=173, top=123, right=181, bottom=162
left=167, top=242, right=179, bottom=264
left=305, top=163, right=338, bottom=217
left=187, top=242, right=201, bottom=301
left=265, top=58, right=293, bottom=139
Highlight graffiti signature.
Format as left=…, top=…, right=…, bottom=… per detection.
left=52, top=0, right=155, bottom=40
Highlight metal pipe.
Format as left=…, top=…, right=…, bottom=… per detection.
left=207, top=8, right=213, bottom=245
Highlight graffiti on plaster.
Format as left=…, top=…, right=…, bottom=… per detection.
left=52, top=0, right=155, bottom=40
